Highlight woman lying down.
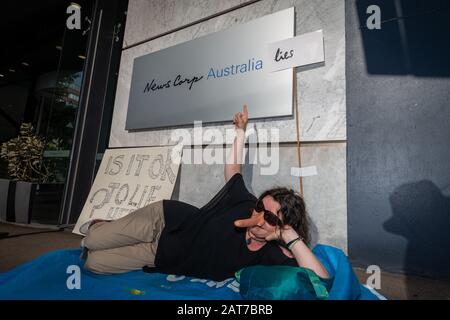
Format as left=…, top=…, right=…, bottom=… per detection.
left=80, top=105, right=329, bottom=281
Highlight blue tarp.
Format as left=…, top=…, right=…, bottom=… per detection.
left=0, top=245, right=383, bottom=300
left=312, top=244, right=382, bottom=300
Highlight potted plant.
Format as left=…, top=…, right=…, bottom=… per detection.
left=0, top=123, right=51, bottom=223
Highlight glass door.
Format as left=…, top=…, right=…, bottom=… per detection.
left=0, top=1, right=93, bottom=225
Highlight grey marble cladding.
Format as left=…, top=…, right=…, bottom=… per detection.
left=111, top=0, right=346, bottom=147
left=123, top=0, right=251, bottom=48
left=171, top=143, right=347, bottom=252
left=111, top=0, right=347, bottom=250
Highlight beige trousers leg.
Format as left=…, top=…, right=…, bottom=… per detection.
left=83, top=200, right=165, bottom=274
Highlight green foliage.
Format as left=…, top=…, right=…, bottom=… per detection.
left=0, top=123, right=50, bottom=182
left=44, top=138, right=68, bottom=183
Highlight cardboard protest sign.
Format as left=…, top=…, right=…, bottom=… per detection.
left=73, top=146, right=181, bottom=235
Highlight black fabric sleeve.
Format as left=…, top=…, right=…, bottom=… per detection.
left=162, top=200, right=200, bottom=232
left=199, top=173, right=257, bottom=214
left=261, top=243, right=299, bottom=267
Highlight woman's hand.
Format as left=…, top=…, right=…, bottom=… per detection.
left=265, top=224, right=299, bottom=244
left=233, top=105, right=248, bottom=131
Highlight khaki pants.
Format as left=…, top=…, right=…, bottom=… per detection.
left=83, top=200, right=165, bottom=274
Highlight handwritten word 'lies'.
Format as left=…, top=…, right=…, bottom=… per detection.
left=274, top=48, right=294, bottom=62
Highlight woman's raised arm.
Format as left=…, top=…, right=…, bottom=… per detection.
left=224, top=105, right=248, bottom=182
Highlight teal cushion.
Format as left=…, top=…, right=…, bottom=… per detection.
left=236, top=265, right=333, bottom=300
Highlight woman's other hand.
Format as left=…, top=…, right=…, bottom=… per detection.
left=265, top=224, right=299, bottom=243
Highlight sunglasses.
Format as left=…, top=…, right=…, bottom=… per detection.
left=254, top=199, right=283, bottom=227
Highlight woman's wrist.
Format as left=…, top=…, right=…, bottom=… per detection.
left=235, top=127, right=246, bottom=135
left=281, top=227, right=299, bottom=244
left=286, top=236, right=304, bottom=250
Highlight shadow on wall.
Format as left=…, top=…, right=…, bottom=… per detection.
left=384, top=180, right=450, bottom=297
left=307, top=216, right=320, bottom=249
left=170, top=164, right=182, bottom=201
left=356, top=0, right=450, bottom=77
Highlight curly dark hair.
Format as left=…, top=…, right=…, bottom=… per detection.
left=258, top=187, right=310, bottom=246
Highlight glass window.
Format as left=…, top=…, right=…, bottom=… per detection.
left=0, top=1, right=93, bottom=225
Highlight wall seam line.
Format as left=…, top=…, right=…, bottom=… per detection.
left=122, top=0, right=262, bottom=51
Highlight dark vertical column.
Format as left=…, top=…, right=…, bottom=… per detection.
left=6, top=181, right=16, bottom=222
left=59, top=0, right=128, bottom=225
